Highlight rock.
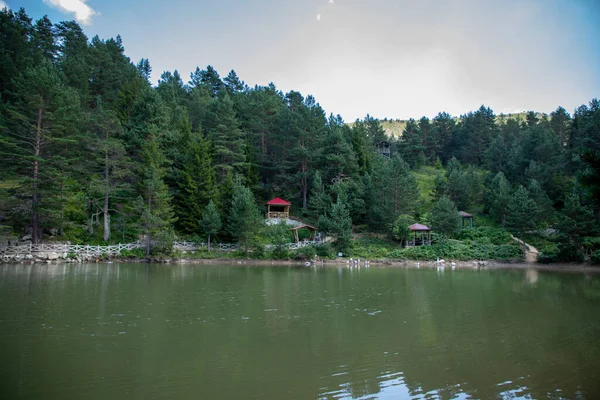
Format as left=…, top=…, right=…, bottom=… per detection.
left=47, top=252, right=59, bottom=260
left=25, top=254, right=33, bottom=260
left=62, top=252, right=68, bottom=259
left=21, top=234, right=32, bottom=241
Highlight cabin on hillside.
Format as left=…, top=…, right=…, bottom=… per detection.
left=266, top=197, right=291, bottom=219
left=407, top=223, right=432, bottom=246
left=376, top=141, right=391, bottom=158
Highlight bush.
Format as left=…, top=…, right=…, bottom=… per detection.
left=590, top=250, right=600, bottom=265
left=120, top=248, right=146, bottom=258
left=387, top=240, right=521, bottom=261
left=315, top=243, right=333, bottom=258
left=293, top=246, right=315, bottom=260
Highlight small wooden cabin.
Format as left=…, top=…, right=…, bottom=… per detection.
left=266, top=197, right=291, bottom=219
left=376, top=141, right=391, bottom=158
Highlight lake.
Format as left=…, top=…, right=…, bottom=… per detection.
left=1, top=263, right=599, bottom=399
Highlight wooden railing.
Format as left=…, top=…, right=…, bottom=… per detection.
left=0, top=239, right=322, bottom=258
left=267, top=211, right=289, bottom=219
left=0, top=241, right=241, bottom=258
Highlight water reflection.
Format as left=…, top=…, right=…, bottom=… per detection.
left=0, top=264, right=599, bottom=399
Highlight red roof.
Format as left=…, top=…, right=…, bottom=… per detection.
left=410, top=223, right=431, bottom=231
left=266, top=197, right=291, bottom=206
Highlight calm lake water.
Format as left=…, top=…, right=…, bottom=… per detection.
left=1, top=264, right=599, bottom=399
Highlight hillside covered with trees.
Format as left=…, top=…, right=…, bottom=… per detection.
left=1, top=9, right=599, bottom=262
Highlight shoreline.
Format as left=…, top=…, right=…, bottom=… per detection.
left=4, top=256, right=598, bottom=274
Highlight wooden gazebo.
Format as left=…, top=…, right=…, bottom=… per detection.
left=266, top=197, right=291, bottom=219
left=459, top=211, right=473, bottom=228
left=290, top=224, right=318, bottom=242
left=408, top=223, right=432, bottom=246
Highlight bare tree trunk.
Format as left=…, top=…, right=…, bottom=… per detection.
left=103, top=145, right=110, bottom=242
left=208, top=234, right=211, bottom=251
left=32, top=107, right=43, bottom=244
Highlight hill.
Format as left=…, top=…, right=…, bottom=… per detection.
left=348, top=112, right=538, bottom=138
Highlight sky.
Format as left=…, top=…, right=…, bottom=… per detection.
left=4, top=0, right=600, bottom=121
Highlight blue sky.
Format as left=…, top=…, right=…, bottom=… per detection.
left=3, top=0, right=600, bottom=121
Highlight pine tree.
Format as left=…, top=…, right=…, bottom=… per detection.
left=227, top=180, right=262, bottom=253
left=174, top=133, right=218, bottom=234
left=319, top=193, right=352, bottom=252
left=431, top=196, right=460, bottom=242
left=87, top=98, right=132, bottom=242
left=1, top=60, right=81, bottom=243
left=308, top=171, right=329, bottom=220
left=201, top=200, right=222, bottom=251
left=505, top=186, right=538, bottom=255
left=208, top=93, right=246, bottom=179
left=487, top=172, right=512, bottom=226
left=138, top=128, right=176, bottom=255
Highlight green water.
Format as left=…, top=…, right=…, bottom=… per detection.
left=1, top=264, right=599, bottom=399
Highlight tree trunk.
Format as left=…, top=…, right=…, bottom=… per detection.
left=32, top=107, right=43, bottom=244
left=208, top=234, right=211, bottom=251
left=103, top=145, right=110, bottom=242
left=146, top=198, right=152, bottom=256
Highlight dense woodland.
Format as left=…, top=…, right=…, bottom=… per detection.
left=1, top=10, right=599, bottom=261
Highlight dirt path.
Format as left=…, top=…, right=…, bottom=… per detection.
left=511, top=236, right=539, bottom=263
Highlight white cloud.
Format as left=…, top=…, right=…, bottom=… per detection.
left=316, top=13, right=321, bottom=21
left=43, top=0, right=98, bottom=25
left=329, top=0, right=334, bottom=4
left=0, top=1, right=9, bottom=10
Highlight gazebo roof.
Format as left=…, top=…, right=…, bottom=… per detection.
left=266, top=197, right=291, bottom=206
left=409, top=223, right=431, bottom=231
left=459, top=211, right=473, bottom=217
left=289, top=224, right=317, bottom=231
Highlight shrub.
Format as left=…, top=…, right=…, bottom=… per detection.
left=590, top=250, right=600, bottom=265
left=293, top=246, right=315, bottom=260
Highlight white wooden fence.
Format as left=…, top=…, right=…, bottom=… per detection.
left=0, top=239, right=322, bottom=258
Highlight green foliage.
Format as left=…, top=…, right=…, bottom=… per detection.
left=431, top=197, right=461, bottom=240
left=318, top=192, right=352, bottom=252
left=266, top=221, right=292, bottom=259
left=1, top=9, right=599, bottom=261
left=389, top=241, right=521, bottom=261
left=200, top=200, right=222, bottom=250
left=120, top=248, right=146, bottom=258
left=590, top=250, right=600, bottom=265
left=227, top=179, right=263, bottom=252
left=392, top=214, right=413, bottom=246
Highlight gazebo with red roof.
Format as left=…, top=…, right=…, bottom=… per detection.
left=266, top=197, right=291, bottom=219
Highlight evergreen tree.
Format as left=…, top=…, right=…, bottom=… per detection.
left=308, top=171, right=329, bottom=221
left=201, top=200, right=222, bottom=251
left=318, top=192, right=352, bottom=252
left=227, top=180, right=262, bottom=252
left=208, top=93, right=246, bottom=179
left=138, top=128, right=176, bottom=255
left=505, top=186, right=538, bottom=255
left=174, top=133, right=218, bottom=234
left=431, top=196, right=460, bottom=242
left=487, top=172, right=512, bottom=226
left=0, top=60, right=81, bottom=243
